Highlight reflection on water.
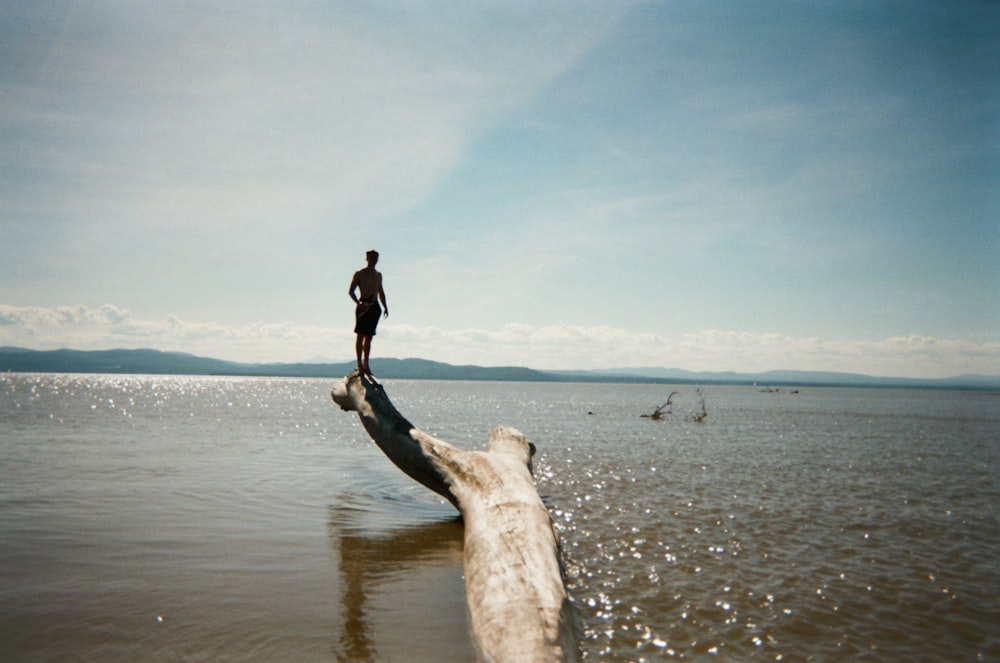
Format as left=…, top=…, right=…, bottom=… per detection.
left=329, top=499, right=472, bottom=662
left=1, top=375, right=998, bottom=661
left=526, top=385, right=1000, bottom=660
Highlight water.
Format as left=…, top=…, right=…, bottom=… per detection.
left=1, top=374, right=997, bottom=661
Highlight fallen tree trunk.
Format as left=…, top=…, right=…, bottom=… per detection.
left=331, top=371, right=581, bottom=662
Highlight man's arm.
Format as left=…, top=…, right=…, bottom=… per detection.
left=378, top=281, right=388, bottom=317
left=348, top=272, right=360, bottom=304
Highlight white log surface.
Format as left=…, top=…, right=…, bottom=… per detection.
left=331, top=372, right=581, bottom=662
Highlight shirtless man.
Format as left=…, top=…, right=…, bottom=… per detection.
left=348, top=250, right=388, bottom=375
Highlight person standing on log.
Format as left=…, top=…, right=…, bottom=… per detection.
left=348, top=249, right=388, bottom=376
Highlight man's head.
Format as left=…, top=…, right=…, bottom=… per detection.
left=366, top=249, right=379, bottom=265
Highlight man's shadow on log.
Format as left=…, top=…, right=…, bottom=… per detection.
left=328, top=504, right=471, bottom=662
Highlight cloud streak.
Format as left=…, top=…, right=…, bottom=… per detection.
left=2, top=3, right=625, bottom=229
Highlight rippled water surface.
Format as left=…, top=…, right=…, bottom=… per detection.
left=1, top=374, right=997, bottom=661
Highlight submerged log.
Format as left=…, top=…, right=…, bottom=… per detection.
left=640, top=391, right=678, bottom=420
left=331, top=371, right=581, bottom=663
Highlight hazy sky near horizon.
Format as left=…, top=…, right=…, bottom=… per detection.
left=2, top=1, right=997, bottom=378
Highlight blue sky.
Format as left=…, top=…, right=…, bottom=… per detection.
left=1, top=1, right=997, bottom=378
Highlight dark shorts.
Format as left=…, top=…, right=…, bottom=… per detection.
left=354, top=301, right=381, bottom=336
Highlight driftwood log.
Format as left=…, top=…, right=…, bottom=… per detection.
left=331, top=371, right=580, bottom=662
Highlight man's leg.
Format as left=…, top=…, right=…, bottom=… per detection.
left=355, top=334, right=364, bottom=373
left=361, top=335, right=373, bottom=374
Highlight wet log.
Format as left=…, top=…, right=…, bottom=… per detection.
left=331, top=371, right=580, bottom=663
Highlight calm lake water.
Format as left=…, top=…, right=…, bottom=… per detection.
left=1, top=373, right=998, bottom=661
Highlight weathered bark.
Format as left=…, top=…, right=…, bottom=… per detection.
left=331, top=371, right=581, bottom=663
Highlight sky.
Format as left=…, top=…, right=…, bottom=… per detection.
left=1, top=1, right=997, bottom=378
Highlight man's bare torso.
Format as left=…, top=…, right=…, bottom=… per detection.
left=353, top=268, right=382, bottom=300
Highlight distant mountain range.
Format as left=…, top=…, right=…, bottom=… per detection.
left=1, top=346, right=998, bottom=390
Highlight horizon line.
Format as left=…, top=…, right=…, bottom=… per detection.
left=2, top=346, right=998, bottom=388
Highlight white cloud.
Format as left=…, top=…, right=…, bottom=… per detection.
left=3, top=305, right=995, bottom=379
left=0, top=304, right=349, bottom=363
